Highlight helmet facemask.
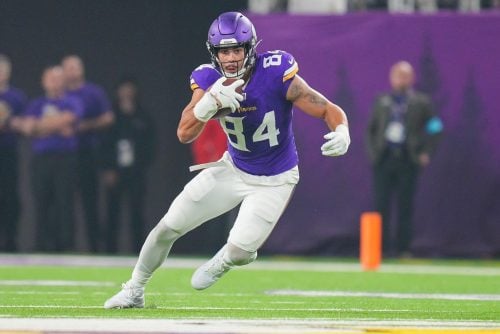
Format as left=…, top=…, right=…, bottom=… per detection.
left=208, top=40, right=258, bottom=79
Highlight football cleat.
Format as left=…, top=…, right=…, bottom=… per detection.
left=104, top=281, right=145, bottom=309
left=191, top=246, right=233, bottom=290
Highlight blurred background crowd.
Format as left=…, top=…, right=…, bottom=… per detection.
left=0, top=0, right=499, bottom=258
left=0, top=55, right=156, bottom=254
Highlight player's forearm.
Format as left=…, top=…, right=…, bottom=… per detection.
left=323, top=103, right=349, bottom=131
left=33, top=116, right=75, bottom=137
left=178, top=89, right=209, bottom=144
left=288, top=75, right=348, bottom=130
left=78, top=111, right=114, bottom=132
left=78, top=119, right=97, bottom=132
left=177, top=107, right=206, bottom=144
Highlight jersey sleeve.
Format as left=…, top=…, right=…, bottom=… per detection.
left=24, top=99, right=41, bottom=117
left=281, top=51, right=299, bottom=96
left=280, top=51, right=299, bottom=83
left=261, top=50, right=299, bottom=97
left=67, top=96, right=84, bottom=121
left=189, top=64, right=222, bottom=91
left=12, top=88, right=27, bottom=115
left=262, top=51, right=298, bottom=81
left=94, top=85, right=112, bottom=114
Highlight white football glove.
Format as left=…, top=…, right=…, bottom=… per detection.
left=193, top=77, right=244, bottom=122
left=321, top=124, right=351, bottom=157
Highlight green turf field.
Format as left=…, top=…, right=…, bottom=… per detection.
left=0, top=257, right=499, bottom=323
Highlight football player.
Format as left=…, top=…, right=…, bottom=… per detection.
left=104, top=11, right=350, bottom=309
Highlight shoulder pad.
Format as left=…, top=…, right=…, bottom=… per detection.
left=190, top=64, right=221, bottom=91
left=260, top=50, right=299, bottom=83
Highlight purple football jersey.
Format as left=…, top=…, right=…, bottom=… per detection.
left=24, top=95, right=83, bottom=154
left=66, top=82, right=111, bottom=148
left=190, top=50, right=299, bottom=176
left=0, top=86, right=27, bottom=148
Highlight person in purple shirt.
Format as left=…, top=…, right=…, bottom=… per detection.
left=62, top=55, right=114, bottom=252
left=105, top=12, right=350, bottom=309
left=14, top=66, right=82, bottom=252
left=0, top=54, right=27, bottom=252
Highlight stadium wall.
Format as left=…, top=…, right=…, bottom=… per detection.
left=252, top=12, right=500, bottom=258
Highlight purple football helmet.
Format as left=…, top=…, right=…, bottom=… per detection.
left=206, top=12, right=258, bottom=78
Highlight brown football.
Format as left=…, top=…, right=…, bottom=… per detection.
left=211, top=107, right=233, bottom=119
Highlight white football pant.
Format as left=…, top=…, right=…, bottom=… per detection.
left=160, top=157, right=298, bottom=252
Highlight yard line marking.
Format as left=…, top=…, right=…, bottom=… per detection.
left=0, top=280, right=114, bottom=287
left=0, top=305, right=468, bottom=313
left=266, top=290, right=500, bottom=301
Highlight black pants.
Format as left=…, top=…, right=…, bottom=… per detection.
left=32, top=152, right=77, bottom=252
left=105, top=169, right=146, bottom=253
left=77, top=148, right=100, bottom=252
left=0, top=148, right=20, bottom=251
left=373, top=149, right=418, bottom=255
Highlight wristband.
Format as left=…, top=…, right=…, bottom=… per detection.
left=193, top=93, right=218, bottom=122
left=335, top=124, right=351, bottom=144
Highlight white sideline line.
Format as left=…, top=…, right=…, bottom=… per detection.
left=0, top=286, right=500, bottom=307
left=267, top=290, right=500, bottom=301
left=0, top=280, right=114, bottom=287
left=0, top=291, right=80, bottom=295
left=1, top=254, right=500, bottom=276
left=0, top=318, right=499, bottom=332
left=250, top=261, right=500, bottom=276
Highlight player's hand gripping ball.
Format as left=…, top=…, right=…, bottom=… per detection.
left=193, top=76, right=245, bottom=122
left=211, top=78, right=245, bottom=119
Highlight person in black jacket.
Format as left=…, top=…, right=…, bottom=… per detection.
left=366, top=61, right=442, bottom=257
left=101, top=77, right=155, bottom=253
left=0, top=54, right=27, bottom=252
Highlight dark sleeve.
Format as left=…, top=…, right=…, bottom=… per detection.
left=68, top=97, right=84, bottom=121
left=14, top=89, right=28, bottom=115
left=96, top=85, right=112, bottom=114
left=99, top=122, right=117, bottom=170
left=365, top=96, right=382, bottom=164
left=141, top=113, right=156, bottom=168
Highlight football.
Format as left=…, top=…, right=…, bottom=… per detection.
left=211, top=107, right=233, bottom=119
left=211, top=78, right=244, bottom=119
left=222, top=77, right=244, bottom=93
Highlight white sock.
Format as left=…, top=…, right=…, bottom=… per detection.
left=224, top=243, right=257, bottom=266
left=130, top=223, right=181, bottom=287
left=221, top=245, right=235, bottom=268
